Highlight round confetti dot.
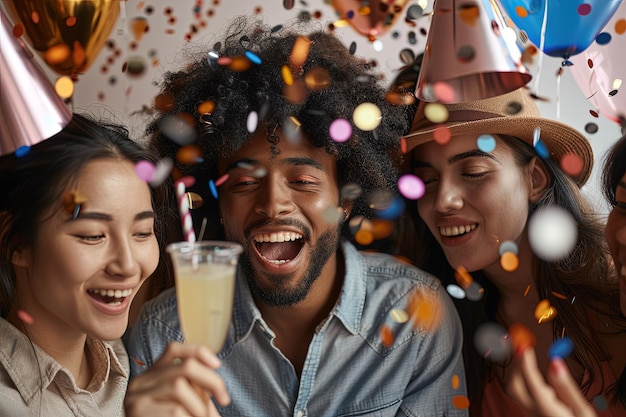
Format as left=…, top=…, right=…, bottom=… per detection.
left=534, top=299, right=558, bottom=324
left=515, top=6, right=528, bottom=18
left=158, top=115, right=197, bottom=145
left=125, top=56, right=146, bottom=77
left=148, top=158, right=173, bottom=187
left=433, top=125, right=451, bottom=145
left=390, top=308, right=409, bottom=323
left=584, top=122, right=599, bottom=134
left=398, top=174, right=425, bottom=200
left=341, top=183, right=362, bottom=200
left=616, top=18, right=626, bottom=35
left=498, top=240, right=518, bottom=256
left=17, top=309, right=34, bottom=325
left=465, top=281, right=484, bottom=301
left=375, top=196, right=404, bottom=220
left=509, top=322, right=536, bottom=352
left=528, top=206, right=578, bottom=261
left=451, top=374, right=460, bottom=390
left=474, top=322, right=511, bottom=362
left=135, top=160, right=156, bottom=181
left=305, top=67, right=331, bottom=91
left=44, top=44, right=70, bottom=65
left=322, top=206, right=344, bottom=223
left=353, top=103, right=382, bottom=131
left=424, top=103, right=449, bottom=124
left=456, top=45, right=475, bottom=63
left=595, top=32, right=611, bottom=45
left=446, top=284, right=466, bottom=299
left=593, top=395, right=608, bottom=411
left=500, top=251, right=519, bottom=272
left=577, top=3, right=592, bottom=16
left=355, top=229, right=374, bottom=245
left=432, top=82, right=456, bottom=103
left=176, top=145, right=203, bottom=165
left=247, top=111, right=258, bottom=133
left=14, top=145, right=31, bottom=158
left=452, top=395, right=470, bottom=409
left=560, top=153, right=583, bottom=177
left=209, top=179, right=218, bottom=199
left=55, top=76, right=74, bottom=99
left=476, top=134, right=496, bottom=152
left=548, top=336, right=573, bottom=360
left=329, top=118, right=352, bottom=142
left=505, top=100, right=523, bottom=115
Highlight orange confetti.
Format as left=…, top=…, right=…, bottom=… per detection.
left=400, top=137, right=408, bottom=154
left=454, top=265, right=473, bottom=289
left=197, top=100, right=215, bottom=115
left=12, top=23, right=24, bottom=38
left=560, top=153, right=583, bottom=177
left=433, top=125, right=451, bottom=145
left=458, top=5, right=480, bottom=27
left=523, top=284, right=531, bottom=297
left=65, top=16, right=77, bottom=27
left=281, top=65, right=294, bottom=86
left=355, top=229, right=374, bottom=246
left=500, top=251, right=519, bottom=272
left=17, top=310, right=34, bottom=325
left=380, top=324, right=394, bottom=347
left=130, top=356, right=146, bottom=367
left=515, top=6, right=529, bottom=18
left=62, top=191, right=88, bottom=216
left=534, top=299, right=558, bottom=324
left=176, top=145, right=203, bottom=165
left=44, top=44, right=71, bottom=65
left=452, top=395, right=470, bottom=409
left=452, top=374, right=460, bottom=390
left=72, top=41, right=86, bottom=66
left=551, top=291, right=568, bottom=300
left=228, top=55, right=252, bottom=72
left=509, top=322, right=536, bottom=353
left=407, top=287, right=443, bottom=332
left=289, top=36, right=311, bottom=72
left=304, top=67, right=331, bottom=91
left=615, top=18, right=626, bottom=35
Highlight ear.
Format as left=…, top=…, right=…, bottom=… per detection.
left=528, top=157, right=550, bottom=203
left=11, top=246, right=32, bottom=268
left=340, top=200, right=353, bottom=222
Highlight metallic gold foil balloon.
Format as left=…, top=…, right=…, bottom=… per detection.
left=4, top=0, right=120, bottom=76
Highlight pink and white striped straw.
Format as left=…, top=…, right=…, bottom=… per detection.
left=175, top=180, right=196, bottom=242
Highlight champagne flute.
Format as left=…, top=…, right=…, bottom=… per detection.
left=167, top=241, right=242, bottom=352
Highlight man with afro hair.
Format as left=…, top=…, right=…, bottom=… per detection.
left=127, top=16, right=467, bottom=417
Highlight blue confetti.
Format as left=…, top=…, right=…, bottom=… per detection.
left=548, top=336, right=573, bottom=360
left=477, top=134, right=496, bottom=152
left=375, top=196, right=405, bottom=220
left=244, top=50, right=262, bottom=65
left=15, top=145, right=31, bottom=158
left=595, top=32, right=611, bottom=45
left=534, top=139, right=550, bottom=159
left=209, top=179, right=219, bottom=199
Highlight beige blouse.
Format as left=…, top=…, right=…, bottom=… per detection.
left=0, top=318, right=129, bottom=417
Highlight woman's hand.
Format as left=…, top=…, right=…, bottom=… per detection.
left=507, top=346, right=597, bottom=417
left=124, top=342, right=231, bottom=417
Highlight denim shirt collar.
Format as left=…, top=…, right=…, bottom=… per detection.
left=229, top=240, right=366, bottom=343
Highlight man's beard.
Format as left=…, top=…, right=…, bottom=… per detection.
left=240, top=227, right=341, bottom=308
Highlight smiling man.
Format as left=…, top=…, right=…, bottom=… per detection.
left=126, top=17, right=468, bottom=417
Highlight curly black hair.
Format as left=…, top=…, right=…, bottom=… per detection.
left=147, top=16, right=410, bottom=240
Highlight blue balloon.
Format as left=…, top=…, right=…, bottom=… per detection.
left=498, top=0, right=622, bottom=58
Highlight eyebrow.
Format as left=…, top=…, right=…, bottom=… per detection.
left=413, top=149, right=499, bottom=168
left=225, top=156, right=324, bottom=172
left=65, top=211, right=156, bottom=223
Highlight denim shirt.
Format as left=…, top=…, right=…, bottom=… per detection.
left=127, top=241, right=468, bottom=417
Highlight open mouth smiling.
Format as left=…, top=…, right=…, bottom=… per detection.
left=253, top=231, right=304, bottom=265
left=87, top=288, right=132, bottom=306
left=439, top=224, right=477, bottom=237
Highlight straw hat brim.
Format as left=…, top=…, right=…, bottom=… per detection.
left=403, top=115, right=593, bottom=187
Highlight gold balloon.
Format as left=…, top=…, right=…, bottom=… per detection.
left=4, top=0, right=120, bottom=76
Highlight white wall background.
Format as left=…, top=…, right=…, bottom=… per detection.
left=26, top=1, right=623, bottom=214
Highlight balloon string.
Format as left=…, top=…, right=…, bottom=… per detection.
left=532, top=0, right=549, bottom=96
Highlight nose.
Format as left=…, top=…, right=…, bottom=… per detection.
left=105, top=237, right=140, bottom=278
left=434, top=177, right=464, bottom=213
left=254, top=175, right=296, bottom=218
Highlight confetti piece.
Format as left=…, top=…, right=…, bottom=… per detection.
left=454, top=266, right=473, bottom=289
left=446, top=284, right=466, bottom=299
left=528, top=206, right=577, bottom=261
left=407, top=287, right=443, bottom=332
left=475, top=322, right=511, bottom=362
left=476, top=134, right=496, bottom=152
left=130, top=356, right=146, bottom=367
left=390, top=308, right=409, bottom=324
left=353, top=103, right=382, bottom=131
left=17, top=310, right=34, bottom=325
left=452, top=395, right=470, bottom=409
left=380, top=324, right=394, bottom=347
left=14, top=146, right=31, bottom=158
left=500, top=251, right=519, bottom=272
left=398, top=174, right=425, bottom=200
left=208, top=179, right=218, bottom=200
left=509, top=323, right=536, bottom=354
left=135, top=160, right=156, bottom=181
left=329, top=118, right=352, bottom=142
left=424, top=103, right=449, bottom=124
left=281, top=65, right=294, bottom=86
left=551, top=291, right=568, bottom=300
left=452, top=374, right=460, bottom=390
left=534, top=299, right=558, bottom=324
left=214, top=174, right=229, bottom=187
left=498, top=240, right=518, bottom=256
left=523, top=284, right=531, bottom=297
left=548, top=336, right=573, bottom=360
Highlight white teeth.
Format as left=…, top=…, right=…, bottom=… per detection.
left=263, top=257, right=289, bottom=265
left=88, top=288, right=132, bottom=298
left=254, top=232, right=303, bottom=243
left=439, top=224, right=477, bottom=237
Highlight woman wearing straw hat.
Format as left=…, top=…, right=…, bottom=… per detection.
left=397, top=88, right=626, bottom=416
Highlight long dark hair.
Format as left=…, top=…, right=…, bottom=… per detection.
left=397, top=134, right=625, bottom=413
left=0, top=113, right=172, bottom=317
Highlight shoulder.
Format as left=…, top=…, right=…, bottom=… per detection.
left=358, top=249, right=443, bottom=291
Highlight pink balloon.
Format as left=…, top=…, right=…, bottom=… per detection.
left=570, top=2, right=626, bottom=125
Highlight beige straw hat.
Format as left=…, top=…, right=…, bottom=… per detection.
left=404, top=88, right=593, bottom=187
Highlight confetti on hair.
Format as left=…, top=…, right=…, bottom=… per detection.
left=62, top=191, right=87, bottom=218
left=244, top=50, right=261, bottom=65
left=551, top=291, right=568, bottom=300
left=534, top=299, right=558, bottom=324
left=281, top=65, right=294, bottom=86
left=523, top=284, right=531, bottom=297
left=17, top=309, right=34, bottom=325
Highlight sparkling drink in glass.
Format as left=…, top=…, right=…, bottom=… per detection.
left=167, top=241, right=242, bottom=352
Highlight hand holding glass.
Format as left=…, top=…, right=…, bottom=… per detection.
left=167, top=241, right=242, bottom=352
